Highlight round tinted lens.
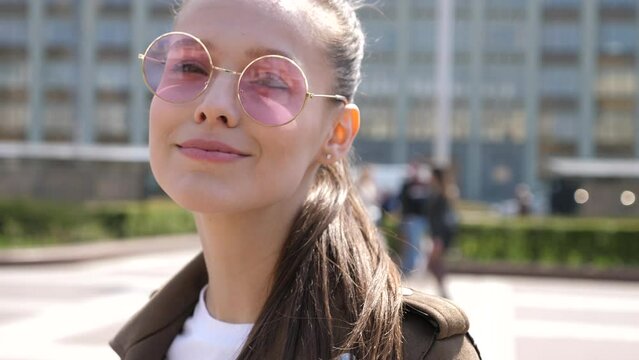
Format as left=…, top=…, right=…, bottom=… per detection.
left=142, top=33, right=211, bottom=103
left=238, top=56, right=308, bottom=126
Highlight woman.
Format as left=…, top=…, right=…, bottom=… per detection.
left=110, top=0, right=480, bottom=359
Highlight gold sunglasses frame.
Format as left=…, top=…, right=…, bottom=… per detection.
left=138, top=31, right=348, bottom=127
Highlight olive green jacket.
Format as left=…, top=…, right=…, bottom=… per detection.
left=110, top=253, right=481, bottom=359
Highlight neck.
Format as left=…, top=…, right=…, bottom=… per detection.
left=194, top=187, right=310, bottom=324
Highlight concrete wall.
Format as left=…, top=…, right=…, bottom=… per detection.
left=577, top=179, right=639, bottom=217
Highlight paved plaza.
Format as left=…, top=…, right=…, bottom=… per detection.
left=0, top=243, right=638, bottom=360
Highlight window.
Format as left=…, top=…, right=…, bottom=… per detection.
left=408, top=100, right=434, bottom=140
left=0, top=102, right=26, bottom=140
left=365, top=21, right=397, bottom=54
left=481, top=104, right=526, bottom=143
left=596, top=109, right=635, bottom=147
left=540, top=66, right=580, bottom=96
left=358, top=98, right=395, bottom=140
left=454, top=20, right=472, bottom=53
left=45, top=18, right=76, bottom=47
left=45, top=61, right=75, bottom=88
left=96, top=101, right=128, bottom=143
left=408, top=64, right=434, bottom=96
left=0, top=61, right=27, bottom=87
left=542, top=22, right=580, bottom=52
left=452, top=105, right=470, bottom=140
left=600, top=0, right=637, bottom=8
left=359, top=64, right=398, bottom=96
left=483, top=63, right=526, bottom=99
left=484, top=21, right=526, bottom=53
left=597, top=67, right=636, bottom=97
left=539, top=109, right=578, bottom=156
left=97, top=18, right=131, bottom=48
left=599, top=22, right=637, bottom=55
left=43, top=102, right=74, bottom=141
left=543, top=0, right=580, bottom=8
left=410, top=20, right=436, bottom=54
left=96, top=62, right=129, bottom=93
left=0, top=18, right=27, bottom=46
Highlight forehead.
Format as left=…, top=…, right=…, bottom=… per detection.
left=175, top=0, right=326, bottom=65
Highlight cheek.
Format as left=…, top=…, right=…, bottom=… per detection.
left=256, top=119, right=325, bottom=182
left=148, top=98, right=190, bottom=152
left=149, top=98, right=172, bottom=141
left=148, top=99, right=190, bottom=186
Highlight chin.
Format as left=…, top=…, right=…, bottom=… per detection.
left=162, top=185, right=220, bottom=214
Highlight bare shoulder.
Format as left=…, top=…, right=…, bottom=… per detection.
left=401, top=287, right=482, bottom=360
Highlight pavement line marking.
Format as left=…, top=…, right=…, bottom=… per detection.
left=515, top=319, right=639, bottom=342
left=0, top=293, right=148, bottom=342
left=514, top=293, right=639, bottom=313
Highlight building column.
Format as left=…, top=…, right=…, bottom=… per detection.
left=465, top=0, right=484, bottom=200
left=579, top=0, right=598, bottom=158
left=75, top=0, right=97, bottom=144
left=434, top=0, right=454, bottom=167
left=129, top=0, right=148, bottom=145
left=524, top=0, right=541, bottom=189
left=393, top=0, right=411, bottom=163
left=27, top=0, right=45, bottom=142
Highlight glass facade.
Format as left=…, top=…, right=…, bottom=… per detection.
left=596, top=0, right=637, bottom=158
left=1, top=0, right=638, bottom=203
left=0, top=1, right=27, bottom=140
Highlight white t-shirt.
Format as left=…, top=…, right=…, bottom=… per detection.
left=167, top=286, right=254, bottom=360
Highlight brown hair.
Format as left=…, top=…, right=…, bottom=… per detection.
left=177, top=1, right=403, bottom=358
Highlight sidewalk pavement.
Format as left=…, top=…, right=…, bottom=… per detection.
left=1, top=235, right=638, bottom=281
left=0, top=234, right=200, bottom=266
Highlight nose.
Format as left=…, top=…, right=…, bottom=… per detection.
left=193, top=72, right=242, bottom=127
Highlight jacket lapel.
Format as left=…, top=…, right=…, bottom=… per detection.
left=110, top=253, right=208, bottom=360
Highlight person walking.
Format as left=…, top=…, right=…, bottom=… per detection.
left=356, top=164, right=381, bottom=224
left=427, top=167, right=459, bottom=298
left=398, top=161, right=432, bottom=276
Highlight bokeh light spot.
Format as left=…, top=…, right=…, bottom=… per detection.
left=574, top=189, right=589, bottom=204
left=620, top=191, right=636, bottom=206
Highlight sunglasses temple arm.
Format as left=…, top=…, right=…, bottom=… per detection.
left=309, top=93, right=349, bottom=104
left=138, top=54, right=167, bottom=65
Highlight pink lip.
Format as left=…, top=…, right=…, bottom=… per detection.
left=177, top=139, right=249, bottom=163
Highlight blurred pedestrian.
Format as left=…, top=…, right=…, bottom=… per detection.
left=398, top=161, right=432, bottom=276
left=515, top=183, right=533, bottom=216
left=426, top=167, right=459, bottom=298
left=110, top=0, right=480, bottom=359
left=356, top=164, right=381, bottom=224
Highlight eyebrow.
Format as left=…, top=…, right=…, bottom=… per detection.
left=245, top=47, right=295, bottom=61
left=198, top=39, right=296, bottom=62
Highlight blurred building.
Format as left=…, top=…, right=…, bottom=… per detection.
left=0, top=0, right=170, bottom=200
left=0, top=0, right=638, bottom=215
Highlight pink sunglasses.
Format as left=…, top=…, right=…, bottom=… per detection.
left=138, top=31, right=348, bottom=126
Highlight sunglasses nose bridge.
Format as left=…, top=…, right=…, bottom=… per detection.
left=195, top=68, right=244, bottom=121
left=200, top=65, right=242, bottom=102
left=212, top=65, right=241, bottom=76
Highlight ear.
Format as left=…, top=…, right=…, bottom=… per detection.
left=319, top=103, right=360, bottom=164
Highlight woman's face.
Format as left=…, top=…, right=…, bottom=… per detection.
left=148, top=0, right=341, bottom=215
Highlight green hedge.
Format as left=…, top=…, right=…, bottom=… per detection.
left=380, top=213, right=639, bottom=269
left=457, top=217, right=639, bottom=268
left=0, top=199, right=195, bottom=248
left=2, top=198, right=638, bottom=269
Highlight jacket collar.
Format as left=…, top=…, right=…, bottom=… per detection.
left=110, top=253, right=208, bottom=360
left=109, top=252, right=469, bottom=359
